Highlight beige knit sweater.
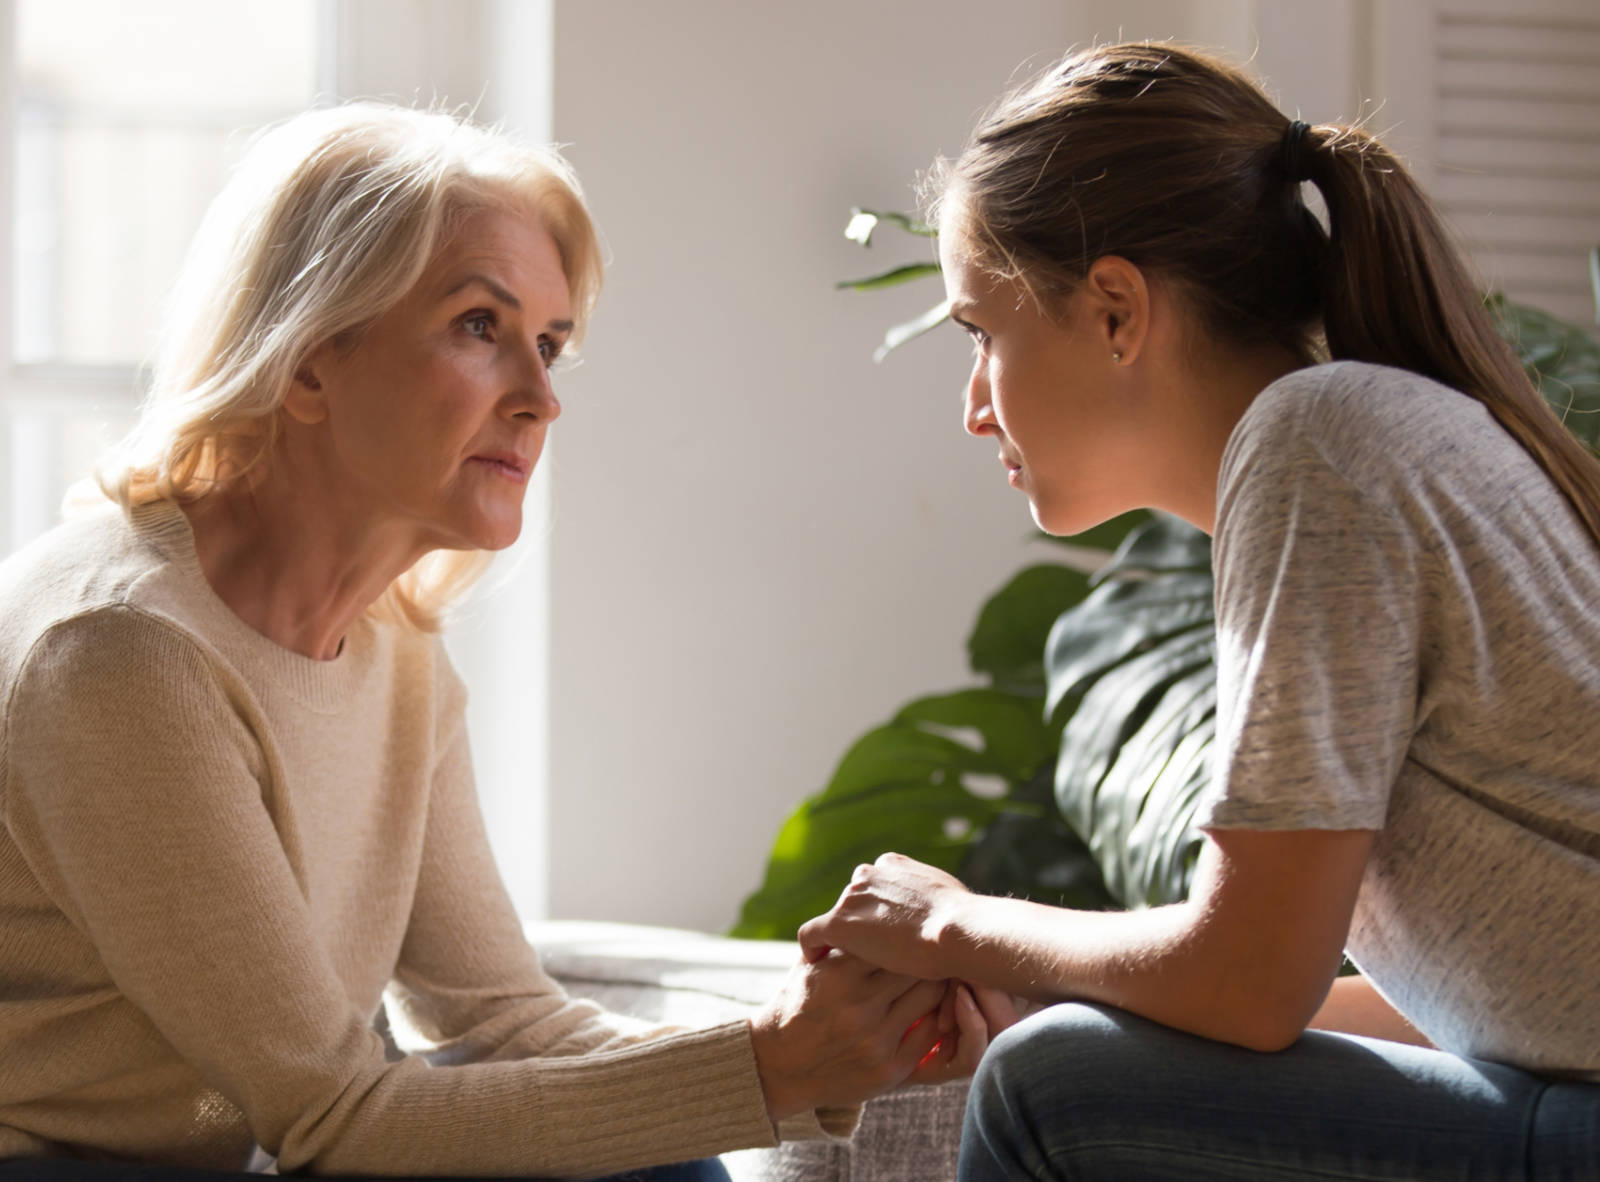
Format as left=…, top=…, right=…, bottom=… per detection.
left=0, top=499, right=830, bottom=1176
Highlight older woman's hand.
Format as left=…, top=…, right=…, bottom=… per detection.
left=747, top=949, right=947, bottom=1121
left=796, top=852, right=973, bottom=980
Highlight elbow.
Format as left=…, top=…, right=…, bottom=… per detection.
left=1198, top=980, right=1322, bottom=1054
left=1223, top=983, right=1325, bottom=1053
left=1230, top=1015, right=1307, bottom=1054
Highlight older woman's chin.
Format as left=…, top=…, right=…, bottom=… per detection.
left=442, top=505, right=527, bottom=553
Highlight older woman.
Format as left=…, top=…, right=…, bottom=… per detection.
left=0, top=103, right=1007, bottom=1181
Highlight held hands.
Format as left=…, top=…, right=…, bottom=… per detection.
left=748, top=949, right=1020, bottom=1122
left=747, top=852, right=1021, bottom=1120
left=747, top=949, right=948, bottom=1121
left=902, top=978, right=1021, bottom=1087
left=797, top=852, right=972, bottom=979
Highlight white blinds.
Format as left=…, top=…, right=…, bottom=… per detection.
left=1429, top=2, right=1600, bottom=328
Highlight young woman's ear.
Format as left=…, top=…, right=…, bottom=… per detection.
left=1084, top=255, right=1151, bottom=367
left=283, top=350, right=330, bottom=425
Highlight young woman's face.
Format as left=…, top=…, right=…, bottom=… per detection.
left=939, top=234, right=1149, bottom=536
left=302, top=208, right=572, bottom=553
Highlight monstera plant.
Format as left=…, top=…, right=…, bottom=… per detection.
left=730, top=221, right=1600, bottom=940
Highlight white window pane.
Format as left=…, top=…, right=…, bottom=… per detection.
left=15, top=0, right=321, bottom=366
left=8, top=405, right=135, bottom=548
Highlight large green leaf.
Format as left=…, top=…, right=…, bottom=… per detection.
left=1045, top=571, right=1216, bottom=723
left=731, top=688, right=1057, bottom=939
left=1045, top=515, right=1217, bottom=908
left=959, top=766, right=1114, bottom=910
left=967, top=564, right=1091, bottom=696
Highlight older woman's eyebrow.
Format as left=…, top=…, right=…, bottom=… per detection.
left=442, top=273, right=574, bottom=333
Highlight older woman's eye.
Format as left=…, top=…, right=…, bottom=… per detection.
left=538, top=338, right=564, bottom=368
left=462, top=311, right=496, bottom=339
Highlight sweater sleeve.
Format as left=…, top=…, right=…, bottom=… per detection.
left=1, top=608, right=777, bottom=1178
left=389, top=650, right=862, bottom=1144
left=384, top=654, right=662, bottom=1061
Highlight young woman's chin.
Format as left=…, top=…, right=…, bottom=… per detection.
left=1028, top=494, right=1096, bottom=539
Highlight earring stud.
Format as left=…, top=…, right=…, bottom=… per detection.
left=1111, top=350, right=1124, bottom=364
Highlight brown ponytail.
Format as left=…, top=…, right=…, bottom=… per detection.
left=1299, top=123, right=1600, bottom=543
left=936, top=42, right=1600, bottom=547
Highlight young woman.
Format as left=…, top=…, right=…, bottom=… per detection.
left=0, top=103, right=1004, bottom=1181
left=799, top=42, right=1600, bottom=1180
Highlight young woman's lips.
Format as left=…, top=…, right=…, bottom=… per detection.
left=468, top=451, right=530, bottom=485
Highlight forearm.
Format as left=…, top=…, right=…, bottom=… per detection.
left=934, top=892, right=1329, bottom=1052
left=1308, top=974, right=1431, bottom=1047
left=806, top=833, right=1372, bottom=1055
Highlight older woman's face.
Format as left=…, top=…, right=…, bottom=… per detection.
left=302, top=207, right=572, bottom=553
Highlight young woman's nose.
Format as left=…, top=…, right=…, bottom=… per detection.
left=964, top=368, right=997, bottom=437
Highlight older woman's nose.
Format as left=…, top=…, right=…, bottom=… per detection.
left=506, top=352, right=562, bottom=423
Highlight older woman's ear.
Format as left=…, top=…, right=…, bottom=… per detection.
left=284, top=356, right=329, bottom=425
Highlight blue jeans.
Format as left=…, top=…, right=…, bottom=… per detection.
left=961, top=1003, right=1600, bottom=1181
left=0, top=1158, right=729, bottom=1181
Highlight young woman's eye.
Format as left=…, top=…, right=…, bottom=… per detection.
left=964, top=324, right=990, bottom=352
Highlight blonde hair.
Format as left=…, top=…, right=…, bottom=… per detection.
left=96, top=101, right=603, bottom=631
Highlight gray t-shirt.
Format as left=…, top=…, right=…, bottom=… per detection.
left=1198, top=360, right=1600, bottom=1080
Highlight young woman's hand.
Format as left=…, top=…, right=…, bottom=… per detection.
left=899, top=981, right=1021, bottom=1087
left=796, top=852, right=973, bottom=979
left=747, top=949, right=949, bottom=1121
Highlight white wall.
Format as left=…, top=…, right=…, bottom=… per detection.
left=527, top=0, right=1468, bottom=931
left=545, top=1, right=1081, bottom=930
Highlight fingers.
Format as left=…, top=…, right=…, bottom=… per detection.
left=796, top=916, right=833, bottom=963
left=948, top=985, right=991, bottom=1076
left=971, top=983, right=1021, bottom=1036
left=885, top=977, right=949, bottom=1037
left=910, top=1030, right=958, bottom=1082
left=890, top=1000, right=946, bottom=1080
left=937, top=981, right=958, bottom=1034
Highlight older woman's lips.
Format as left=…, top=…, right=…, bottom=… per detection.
left=468, top=452, right=530, bottom=485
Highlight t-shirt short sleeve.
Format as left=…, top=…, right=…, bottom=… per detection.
left=1198, top=369, right=1424, bottom=832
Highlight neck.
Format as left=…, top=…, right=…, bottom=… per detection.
left=1148, top=342, right=1306, bottom=534
left=182, top=452, right=434, bottom=661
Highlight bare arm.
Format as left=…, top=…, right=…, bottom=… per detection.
left=798, top=827, right=1375, bottom=1054
left=1310, top=974, right=1431, bottom=1046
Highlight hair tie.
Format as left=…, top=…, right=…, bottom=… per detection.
left=1282, top=120, right=1314, bottom=182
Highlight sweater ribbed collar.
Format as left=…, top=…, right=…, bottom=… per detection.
left=128, top=499, right=384, bottom=714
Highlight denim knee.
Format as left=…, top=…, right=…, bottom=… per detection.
left=967, top=1003, right=1134, bottom=1158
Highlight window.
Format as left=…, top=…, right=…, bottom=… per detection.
left=1, top=0, right=325, bottom=554
left=0, top=0, right=558, bottom=922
